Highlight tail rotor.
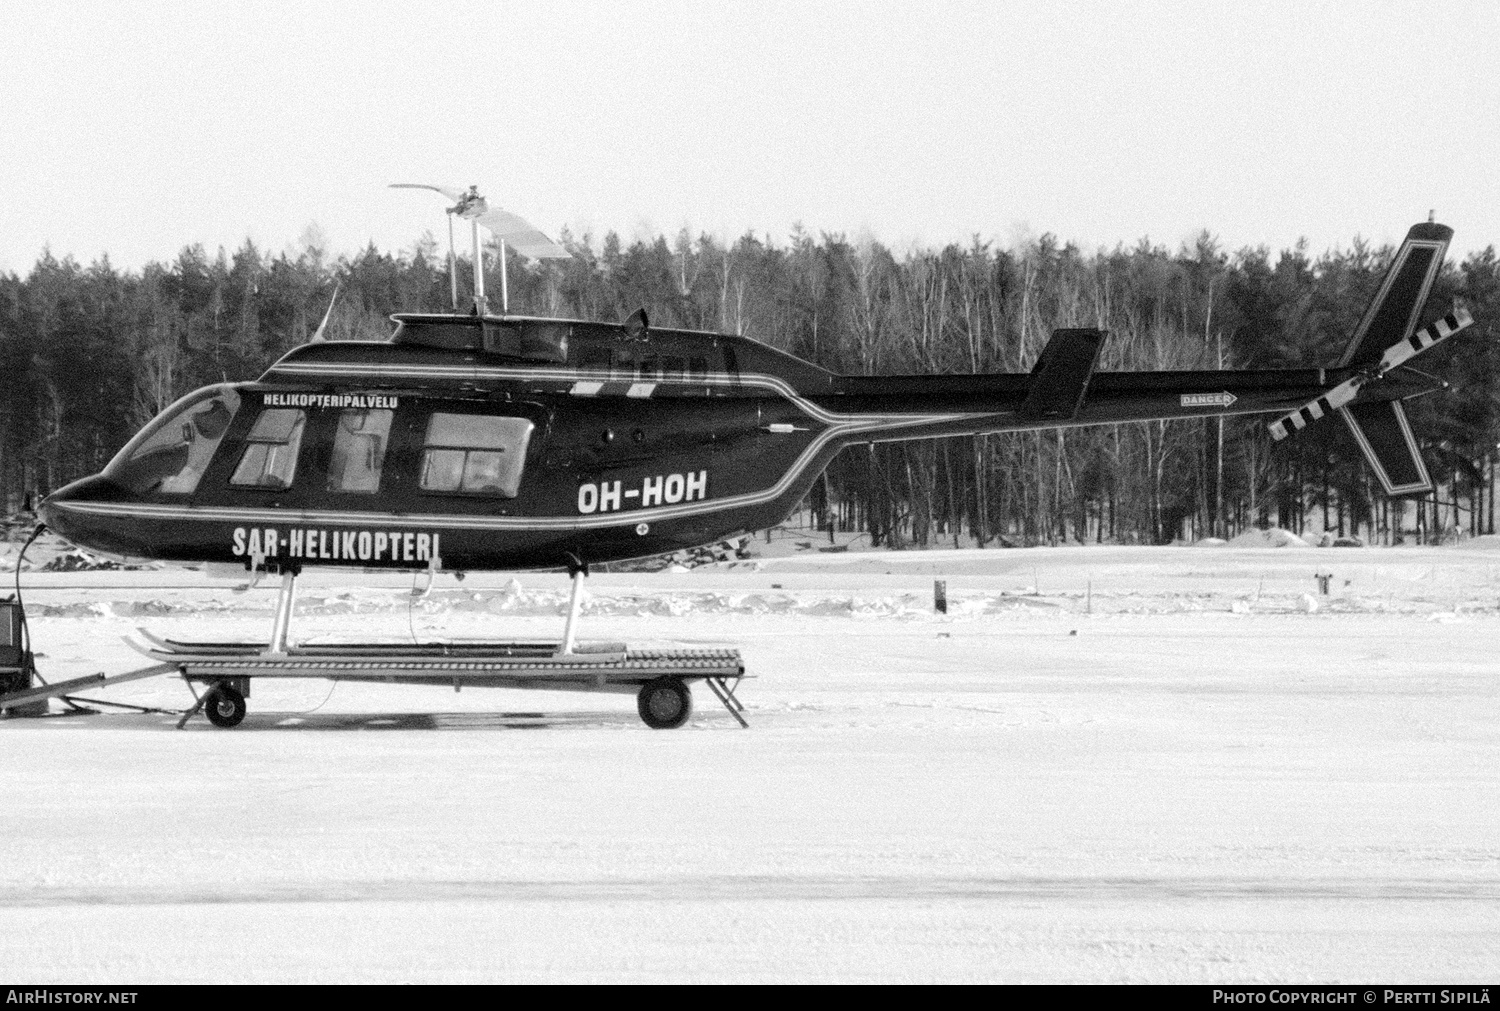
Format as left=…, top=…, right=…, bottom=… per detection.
left=1263, top=221, right=1478, bottom=496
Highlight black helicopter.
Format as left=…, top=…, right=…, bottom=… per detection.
left=14, top=195, right=1477, bottom=730
left=39, top=208, right=1471, bottom=572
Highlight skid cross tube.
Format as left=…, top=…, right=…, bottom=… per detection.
left=267, top=569, right=299, bottom=655
left=558, top=569, right=586, bottom=656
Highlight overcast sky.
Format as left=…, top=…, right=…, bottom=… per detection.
left=4, top=1, right=1498, bottom=274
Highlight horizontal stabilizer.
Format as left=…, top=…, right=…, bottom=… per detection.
left=1340, top=400, right=1432, bottom=496
left=1268, top=307, right=1473, bottom=442
left=1338, top=222, right=1452, bottom=369
left=1018, top=328, right=1106, bottom=421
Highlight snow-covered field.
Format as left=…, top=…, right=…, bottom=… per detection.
left=2, top=540, right=1498, bottom=983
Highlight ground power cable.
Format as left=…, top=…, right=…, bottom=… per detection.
left=275, top=580, right=339, bottom=717
left=281, top=681, right=338, bottom=717
left=13, top=524, right=48, bottom=686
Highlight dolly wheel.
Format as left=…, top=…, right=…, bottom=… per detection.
left=637, top=677, right=692, bottom=729
left=204, top=683, right=247, bottom=728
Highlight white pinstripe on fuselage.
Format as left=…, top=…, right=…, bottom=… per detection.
left=55, top=364, right=998, bottom=535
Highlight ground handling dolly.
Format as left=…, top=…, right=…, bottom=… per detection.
left=0, top=566, right=750, bottom=728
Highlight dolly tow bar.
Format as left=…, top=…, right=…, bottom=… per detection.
left=0, top=663, right=179, bottom=717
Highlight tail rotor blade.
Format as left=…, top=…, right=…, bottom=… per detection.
left=1268, top=380, right=1359, bottom=441
left=1375, top=306, right=1473, bottom=374
left=1268, top=306, right=1474, bottom=442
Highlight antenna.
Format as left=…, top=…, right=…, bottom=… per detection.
left=445, top=214, right=458, bottom=309
left=390, top=184, right=572, bottom=315
left=309, top=281, right=341, bottom=342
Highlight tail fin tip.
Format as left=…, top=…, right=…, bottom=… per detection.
left=1337, top=222, right=1452, bottom=369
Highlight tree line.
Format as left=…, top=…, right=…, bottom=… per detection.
left=2, top=224, right=1497, bottom=546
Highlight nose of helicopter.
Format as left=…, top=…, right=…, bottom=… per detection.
left=38, top=474, right=139, bottom=556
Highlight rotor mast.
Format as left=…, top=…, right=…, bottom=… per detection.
left=390, top=182, right=572, bottom=316
left=451, top=186, right=490, bottom=316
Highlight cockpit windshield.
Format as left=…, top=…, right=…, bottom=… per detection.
left=105, top=385, right=242, bottom=495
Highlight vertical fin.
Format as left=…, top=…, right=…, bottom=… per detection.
left=1337, top=223, right=1451, bottom=368
left=1340, top=401, right=1432, bottom=496
left=1018, top=329, right=1107, bottom=421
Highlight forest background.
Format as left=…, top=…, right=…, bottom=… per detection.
left=3, top=223, right=1498, bottom=548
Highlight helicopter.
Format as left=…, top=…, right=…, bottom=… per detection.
left=20, top=194, right=1477, bottom=729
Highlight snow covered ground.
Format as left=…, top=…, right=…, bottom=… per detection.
left=2, top=541, right=1498, bottom=982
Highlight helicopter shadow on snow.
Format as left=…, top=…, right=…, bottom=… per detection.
left=255, top=709, right=643, bottom=732
left=17, top=706, right=647, bottom=732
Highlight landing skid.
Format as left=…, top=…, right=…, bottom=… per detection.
left=130, top=567, right=749, bottom=730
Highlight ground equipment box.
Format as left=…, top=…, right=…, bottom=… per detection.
left=0, top=599, right=35, bottom=700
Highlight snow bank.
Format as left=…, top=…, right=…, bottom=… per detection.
left=1227, top=527, right=1310, bottom=548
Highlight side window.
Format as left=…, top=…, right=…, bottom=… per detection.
left=110, top=387, right=241, bottom=495
left=483, top=321, right=567, bottom=362
left=419, top=413, right=533, bottom=497
left=610, top=348, right=638, bottom=380
left=230, top=409, right=307, bottom=489
left=327, top=409, right=394, bottom=493
left=578, top=345, right=612, bottom=374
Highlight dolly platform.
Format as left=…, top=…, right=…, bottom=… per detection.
left=1, top=569, right=749, bottom=730
left=129, top=632, right=747, bottom=729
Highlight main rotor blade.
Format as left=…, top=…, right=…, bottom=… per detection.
left=477, top=208, right=572, bottom=260
left=389, top=182, right=467, bottom=203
